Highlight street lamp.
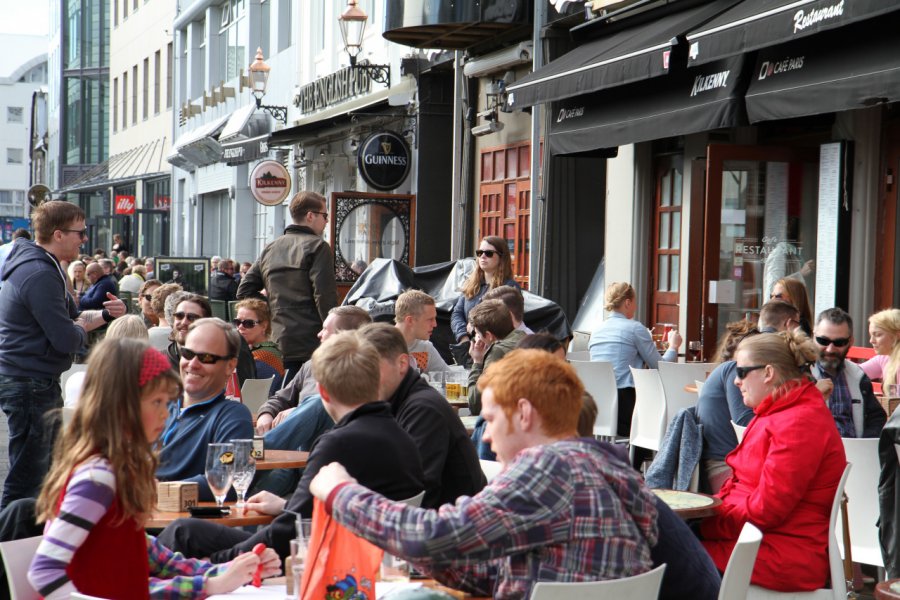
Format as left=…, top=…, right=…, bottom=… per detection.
left=243, top=48, right=287, bottom=124
left=338, top=0, right=391, bottom=87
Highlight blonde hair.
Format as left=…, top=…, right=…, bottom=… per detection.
left=235, top=298, right=273, bottom=336
left=36, top=338, right=182, bottom=525
left=311, top=331, right=380, bottom=406
left=604, top=282, right=635, bottom=312
left=736, top=330, right=819, bottom=388
left=394, top=289, right=435, bottom=322
left=869, top=308, right=900, bottom=390
left=460, top=236, right=514, bottom=299
left=67, top=260, right=85, bottom=284
left=106, top=315, right=150, bottom=340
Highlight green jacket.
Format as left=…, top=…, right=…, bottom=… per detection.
left=467, top=329, right=527, bottom=415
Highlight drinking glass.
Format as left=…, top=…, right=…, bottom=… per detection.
left=205, top=443, right=235, bottom=508
left=380, top=553, right=410, bottom=582
left=229, top=439, right=256, bottom=509
left=688, top=341, right=702, bottom=362
left=445, top=369, right=466, bottom=401
left=289, top=538, right=306, bottom=597
left=423, top=372, right=444, bottom=395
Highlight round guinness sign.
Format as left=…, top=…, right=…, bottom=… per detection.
left=357, top=131, right=411, bottom=191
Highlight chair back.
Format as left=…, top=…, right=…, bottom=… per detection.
left=240, top=376, right=276, bottom=415
left=694, top=380, right=705, bottom=394
left=227, top=300, right=240, bottom=322
left=529, top=564, right=666, bottom=599
left=566, top=350, right=590, bottom=362
left=0, top=536, right=42, bottom=600
left=846, top=346, right=876, bottom=363
left=480, top=459, right=503, bottom=483
left=568, top=330, right=590, bottom=353
left=569, top=360, right=618, bottom=437
left=72, top=594, right=111, bottom=600
left=657, top=362, right=715, bottom=427
left=117, top=291, right=134, bottom=314
left=719, top=523, right=762, bottom=600
left=629, top=367, right=667, bottom=453
left=730, top=421, right=746, bottom=445
left=837, top=438, right=882, bottom=567
left=209, top=299, right=228, bottom=321
left=60, top=363, right=88, bottom=400
left=401, top=490, right=425, bottom=507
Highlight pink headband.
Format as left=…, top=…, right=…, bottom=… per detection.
left=139, top=347, right=171, bottom=387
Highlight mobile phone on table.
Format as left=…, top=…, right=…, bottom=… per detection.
left=188, top=506, right=229, bottom=518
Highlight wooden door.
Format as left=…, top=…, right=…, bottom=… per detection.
left=876, top=129, right=900, bottom=312
left=649, top=155, right=683, bottom=337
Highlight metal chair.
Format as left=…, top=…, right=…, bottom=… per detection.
left=209, top=299, right=228, bottom=321
left=838, top=438, right=884, bottom=573
left=731, top=420, right=747, bottom=445
left=529, top=564, right=666, bottom=599
left=629, top=367, right=667, bottom=464
left=0, top=535, right=42, bottom=600
left=401, top=490, right=426, bottom=507
left=568, top=360, right=618, bottom=437
left=719, top=523, right=763, bottom=600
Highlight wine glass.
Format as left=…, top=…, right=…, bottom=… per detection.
left=230, top=439, right=256, bottom=509
left=205, top=443, right=235, bottom=508
left=688, top=341, right=702, bottom=362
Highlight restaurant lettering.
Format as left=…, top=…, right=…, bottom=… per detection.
left=758, top=56, right=805, bottom=80
left=793, top=1, right=844, bottom=34
left=357, top=131, right=411, bottom=191
left=556, top=107, right=585, bottom=122
left=293, top=67, right=372, bottom=114
left=690, top=70, right=730, bottom=96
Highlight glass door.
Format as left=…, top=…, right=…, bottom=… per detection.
left=135, top=209, right=169, bottom=258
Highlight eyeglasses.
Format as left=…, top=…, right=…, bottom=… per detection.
left=173, top=311, right=202, bottom=323
left=815, top=336, right=851, bottom=348
left=475, top=249, right=497, bottom=258
left=311, top=211, right=328, bottom=221
left=232, top=318, right=260, bottom=329
left=735, top=365, right=766, bottom=379
left=60, top=228, right=88, bottom=239
left=179, top=347, right=233, bottom=364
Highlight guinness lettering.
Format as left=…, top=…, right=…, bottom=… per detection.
left=793, top=1, right=844, bottom=33
left=690, top=70, right=730, bottom=96
left=293, top=67, right=373, bottom=114
left=758, top=56, right=805, bottom=80
left=357, top=131, right=411, bottom=191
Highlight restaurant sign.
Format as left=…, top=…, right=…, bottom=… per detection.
left=249, top=160, right=291, bottom=207
left=115, top=195, right=136, bottom=215
left=357, top=131, right=411, bottom=191
left=293, top=67, right=372, bottom=114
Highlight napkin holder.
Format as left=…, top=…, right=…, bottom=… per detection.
left=157, top=481, right=199, bottom=512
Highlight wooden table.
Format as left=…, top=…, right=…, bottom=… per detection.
left=459, top=415, right=478, bottom=435
left=255, top=449, right=308, bottom=471
left=653, top=489, right=721, bottom=519
left=684, top=383, right=698, bottom=393
left=206, top=581, right=490, bottom=599
left=147, top=502, right=275, bottom=529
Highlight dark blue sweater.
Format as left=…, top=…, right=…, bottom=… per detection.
left=78, top=274, right=118, bottom=309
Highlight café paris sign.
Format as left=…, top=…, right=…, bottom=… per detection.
left=249, top=160, right=291, bottom=206
left=357, top=131, right=411, bottom=191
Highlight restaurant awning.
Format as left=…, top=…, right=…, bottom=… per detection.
left=55, top=137, right=170, bottom=195
left=168, top=115, right=230, bottom=169
left=686, top=0, right=900, bottom=67
left=549, top=55, right=748, bottom=155
left=745, top=15, right=900, bottom=123
left=506, top=0, right=741, bottom=109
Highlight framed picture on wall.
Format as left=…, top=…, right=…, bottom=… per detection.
left=154, top=257, right=210, bottom=296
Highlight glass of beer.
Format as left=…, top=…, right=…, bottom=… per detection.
left=445, top=369, right=465, bottom=400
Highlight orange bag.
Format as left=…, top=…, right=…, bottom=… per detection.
left=299, top=498, right=384, bottom=600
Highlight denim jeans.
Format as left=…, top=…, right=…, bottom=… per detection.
left=0, top=375, right=62, bottom=509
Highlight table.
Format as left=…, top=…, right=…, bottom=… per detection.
left=653, top=489, right=721, bottom=519
left=875, top=578, right=900, bottom=599
left=684, top=384, right=698, bottom=394
left=147, top=502, right=275, bottom=529
left=206, top=580, right=491, bottom=599
left=255, top=449, right=308, bottom=471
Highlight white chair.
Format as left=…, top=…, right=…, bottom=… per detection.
left=657, top=362, right=715, bottom=428
left=695, top=379, right=705, bottom=394
left=480, top=459, right=503, bottom=483
left=568, top=330, right=590, bottom=353
left=529, top=564, right=666, bottom=599
left=731, top=420, right=746, bottom=444
left=0, top=535, right=42, bottom=600
left=837, top=438, right=883, bottom=571
left=240, top=376, right=275, bottom=415
left=565, top=350, right=590, bottom=362
left=719, top=523, right=763, bottom=600
left=568, top=360, right=618, bottom=437
left=60, top=363, right=88, bottom=401
left=747, top=463, right=851, bottom=600
left=72, top=594, right=111, bottom=600
left=629, top=368, right=667, bottom=463
left=401, top=490, right=425, bottom=507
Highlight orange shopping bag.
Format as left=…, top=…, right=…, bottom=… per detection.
left=299, top=498, right=384, bottom=600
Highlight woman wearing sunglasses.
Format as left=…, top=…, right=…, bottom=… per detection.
left=233, top=299, right=284, bottom=395
left=701, top=330, right=845, bottom=592
left=450, top=236, right=518, bottom=351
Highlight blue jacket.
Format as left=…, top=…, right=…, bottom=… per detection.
left=589, top=312, right=678, bottom=388
left=157, top=392, right=254, bottom=501
left=0, top=238, right=86, bottom=378
left=78, top=274, right=118, bottom=309
left=450, top=278, right=518, bottom=341
left=645, top=406, right=703, bottom=491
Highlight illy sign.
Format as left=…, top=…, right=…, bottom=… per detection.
left=249, top=160, right=291, bottom=207
left=115, top=195, right=135, bottom=215
left=357, top=131, right=411, bottom=191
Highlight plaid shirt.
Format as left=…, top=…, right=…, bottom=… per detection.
left=148, top=535, right=223, bottom=599
left=331, top=439, right=658, bottom=599
left=819, top=368, right=856, bottom=437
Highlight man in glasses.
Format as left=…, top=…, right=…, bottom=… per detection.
left=156, top=318, right=254, bottom=500
left=810, top=308, right=885, bottom=438
left=0, top=201, right=126, bottom=507
left=237, top=191, right=337, bottom=376
left=77, top=261, right=119, bottom=309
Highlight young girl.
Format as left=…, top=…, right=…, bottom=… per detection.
left=28, top=338, right=280, bottom=599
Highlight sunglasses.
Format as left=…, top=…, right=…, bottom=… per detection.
left=815, top=336, right=851, bottom=348
left=61, top=228, right=88, bottom=239
left=173, top=312, right=202, bottom=323
left=475, top=249, right=497, bottom=258
left=232, top=318, right=260, bottom=329
left=735, top=365, right=766, bottom=379
left=179, top=347, right=232, bottom=364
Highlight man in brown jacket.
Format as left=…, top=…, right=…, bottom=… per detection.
left=237, top=191, right=337, bottom=374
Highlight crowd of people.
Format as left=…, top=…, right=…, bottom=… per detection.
left=0, top=194, right=897, bottom=598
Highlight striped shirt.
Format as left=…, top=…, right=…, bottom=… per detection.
left=330, top=439, right=659, bottom=599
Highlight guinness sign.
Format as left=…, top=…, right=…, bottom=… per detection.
left=357, top=131, right=411, bottom=191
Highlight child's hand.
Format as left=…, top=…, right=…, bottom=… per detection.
left=204, top=549, right=281, bottom=595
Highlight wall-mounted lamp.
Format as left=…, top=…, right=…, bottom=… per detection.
left=338, top=0, right=391, bottom=87
left=239, top=48, right=288, bottom=124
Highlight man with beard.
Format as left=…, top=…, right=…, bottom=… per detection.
left=810, top=308, right=885, bottom=438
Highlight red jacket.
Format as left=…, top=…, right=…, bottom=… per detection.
left=701, top=380, right=846, bottom=591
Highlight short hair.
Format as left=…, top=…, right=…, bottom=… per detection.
left=483, top=285, right=525, bottom=323
left=289, top=191, right=327, bottom=224
left=219, top=259, right=235, bottom=271
left=578, top=393, right=599, bottom=438
left=31, top=201, right=85, bottom=244
left=11, top=228, right=30, bottom=240
left=605, top=282, right=636, bottom=312
left=394, top=289, right=435, bottom=322
left=241, top=261, right=252, bottom=269
left=478, top=349, right=583, bottom=437
left=468, top=299, right=514, bottom=339
left=517, top=332, right=563, bottom=354
left=139, top=278, right=162, bottom=296
left=99, top=258, right=115, bottom=272
left=758, top=299, right=799, bottom=330
left=312, top=331, right=380, bottom=407
left=235, top=298, right=273, bottom=336
left=151, top=283, right=183, bottom=318
left=86, top=262, right=103, bottom=277
left=176, top=294, right=212, bottom=318
left=816, top=307, right=853, bottom=330
left=105, top=315, right=150, bottom=340
left=736, top=330, right=819, bottom=386
left=187, top=317, right=241, bottom=358
left=329, top=305, right=373, bottom=331
left=358, top=322, right=408, bottom=360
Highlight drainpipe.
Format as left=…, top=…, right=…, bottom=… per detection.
left=529, top=1, right=547, bottom=292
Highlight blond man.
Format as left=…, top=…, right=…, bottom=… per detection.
left=395, top=289, right=451, bottom=374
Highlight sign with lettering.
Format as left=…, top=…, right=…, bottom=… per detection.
left=115, top=195, right=135, bottom=215
left=249, top=160, right=291, bottom=207
left=357, top=131, right=411, bottom=191
left=293, top=67, right=373, bottom=114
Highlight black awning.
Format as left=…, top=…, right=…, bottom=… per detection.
left=549, top=55, right=748, bottom=155
left=686, top=0, right=900, bottom=66
left=221, top=133, right=271, bottom=166
left=745, top=15, right=900, bottom=123
left=506, top=0, right=740, bottom=109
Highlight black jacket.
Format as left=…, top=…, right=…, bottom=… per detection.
left=387, top=368, right=486, bottom=508
left=879, top=408, right=900, bottom=576
left=208, top=271, right=238, bottom=302
left=212, top=401, right=424, bottom=562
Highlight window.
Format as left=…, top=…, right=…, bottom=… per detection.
left=154, top=50, right=161, bottom=114
left=113, top=77, right=118, bottom=131
left=121, top=70, right=128, bottom=129
left=132, top=65, right=138, bottom=124
left=258, top=0, right=270, bottom=58
left=122, top=0, right=128, bottom=19
left=7, top=149, right=24, bottom=164
left=277, top=0, right=291, bottom=52
left=221, top=0, right=247, bottom=81
left=142, top=57, right=149, bottom=120
left=6, top=107, right=23, bottom=123
left=113, top=0, right=118, bottom=27
left=166, top=43, right=173, bottom=109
